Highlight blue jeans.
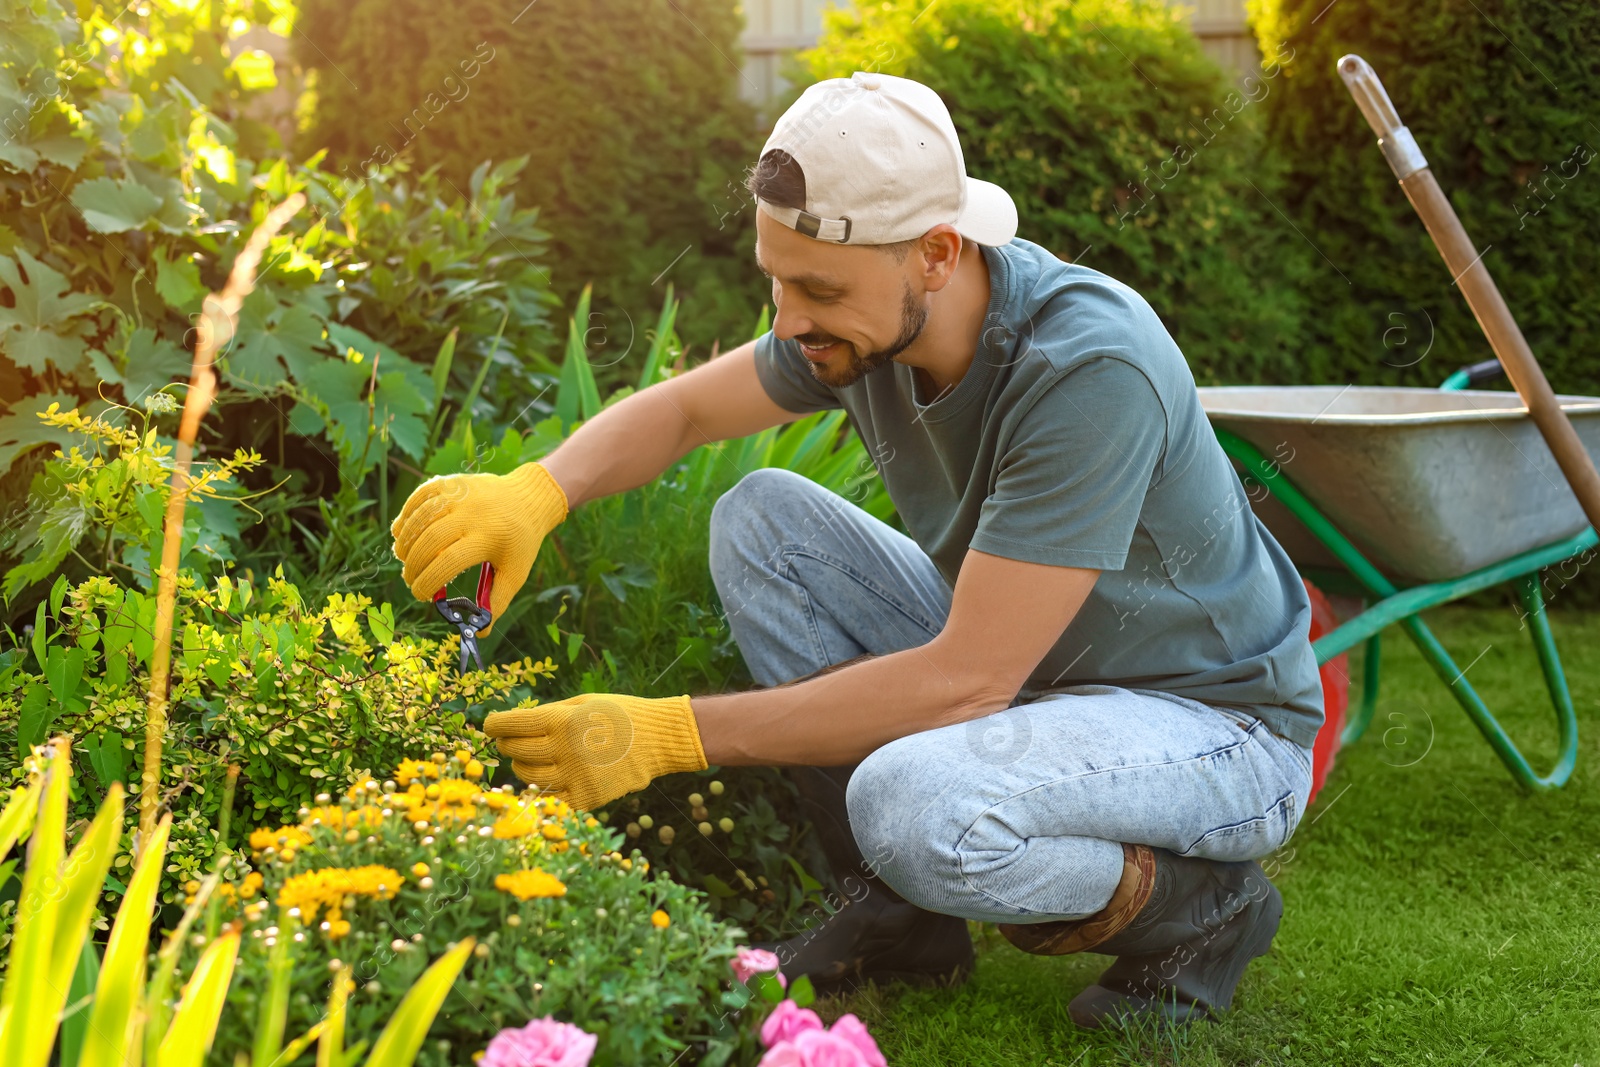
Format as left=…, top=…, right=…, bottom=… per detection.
left=708, top=468, right=1316, bottom=924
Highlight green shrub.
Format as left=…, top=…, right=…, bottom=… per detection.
left=1249, top=0, right=1600, bottom=394
left=794, top=0, right=1318, bottom=385
left=0, top=0, right=562, bottom=624
left=0, top=565, right=560, bottom=912
left=202, top=758, right=751, bottom=1067
left=293, top=0, right=770, bottom=364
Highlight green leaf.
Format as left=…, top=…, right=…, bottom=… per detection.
left=130, top=591, right=156, bottom=666
left=376, top=371, right=429, bottom=460
left=701, top=873, right=739, bottom=898
left=44, top=646, right=87, bottom=711
left=154, top=248, right=205, bottom=310
left=252, top=909, right=297, bottom=1067
left=636, top=285, right=678, bottom=392
left=83, top=730, right=128, bottom=791
left=0, top=745, right=72, bottom=1067
left=749, top=970, right=786, bottom=1004
left=32, top=135, right=88, bottom=170
left=0, top=391, right=87, bottom=475
left=156, top=929, right=241, bottom=1067
left=429, top=328, right=456, bottom=412
left=366, top=603, right=395, bottom=646
left=0, top=250, right=97, bottom=373
left=16, top=684, right=54, bottom=759
left=788, top=974, right=816, bottom=1009
left=78, top=816, right=171, bottom=1067
left=556, top=284, right=600, bottom=428
left=118, top=327, right=193, bottom=405
left=360, top=938, right=475, bottom=1067
left=49, top=574, right=68, bottom=618
left=32, top=600, right=47, bottom=671
left=70, top=176, right=163, bottom=233
left=225, top=298, right=325, bottom=388
left=102, top=589, right=133, bottom=656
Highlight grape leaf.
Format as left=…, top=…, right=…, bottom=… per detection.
left=70, top=175, right=163, bottom=233
left=0, top=249, right=97, bottom=372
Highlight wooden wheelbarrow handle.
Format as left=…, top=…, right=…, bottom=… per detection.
left=1338, top=54, right=1600, bottom=537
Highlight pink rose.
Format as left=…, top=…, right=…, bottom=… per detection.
left=827, top=1015, right=887, bottom=1067
left=760, top=999, right=824, bottom=1049
left=480, top=1015, right=598, bottom=1067
left=759, top=1029, right=873, bottom=1067
left=730, top=945, right=788, bottom=988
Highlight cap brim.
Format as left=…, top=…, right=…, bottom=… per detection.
left=954, top=177, right=1018, bottom=246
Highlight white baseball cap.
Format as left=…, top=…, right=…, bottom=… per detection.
left=755, top=70, right=1019, bottom=247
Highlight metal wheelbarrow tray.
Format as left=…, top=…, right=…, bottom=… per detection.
left=1197, top=380, right=1598, bottom=791
left=1199, top=385, right=1600, bottom=583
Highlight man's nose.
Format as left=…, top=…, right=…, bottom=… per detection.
left=770, top=296, right=812, bottom=342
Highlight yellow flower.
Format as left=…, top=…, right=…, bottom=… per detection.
left=464, top=759, right=484, bottom=780
left=250, top=825, right=313, bottom=852
left=493, top=801, right=541, bottom=839
left=303, top=805, right=385, bottom=831
left=327, top=919, right=352, bottom=939
left=536, top=797, right=570, bottom=819
left=395, top=758, right=441, bottom=786
left=539, top=823, right=567, bottom=841
left=278, top=865, right=404, bottom=920
left=494, top=869, right=568, bottom=900
left=455, top=748, right=473, bottom=763
left=412, top=862, right=430, bottom=878
left=650, top=909, right=670, bottom=929
left=345, top=776, right=380, bottom=800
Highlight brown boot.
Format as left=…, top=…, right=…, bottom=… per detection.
left=997, top=843, right=1282, bottom=1029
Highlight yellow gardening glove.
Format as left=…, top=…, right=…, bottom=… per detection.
left=482, top=693, right=708, bottom=812
left=390, top=461, right=570, bottom=636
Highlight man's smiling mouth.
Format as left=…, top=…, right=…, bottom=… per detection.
left=799, top=339, right=841, bottom=360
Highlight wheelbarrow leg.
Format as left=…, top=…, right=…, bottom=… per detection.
left=1341, top=627, right=1383, bottom=747
left=1392, top=572, right=1578, bottom=791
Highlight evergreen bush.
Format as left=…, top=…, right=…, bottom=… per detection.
left=796, top=0, right=1319, bottom=385
left=1248, top=0, right=1600, bottom=393
left=292, top=0, right=771, bottom=361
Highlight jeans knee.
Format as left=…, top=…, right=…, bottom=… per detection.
left=846, top=740, right=961, bottom=908
left=709, top=468, right=829, bottom=617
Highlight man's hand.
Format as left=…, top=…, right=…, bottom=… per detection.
left=483, top=693, right=708, bottom=812
left=389, top=461, right=570, bottom=636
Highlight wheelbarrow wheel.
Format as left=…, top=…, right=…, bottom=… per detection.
left=1302, top=577, right=1349, bottom=808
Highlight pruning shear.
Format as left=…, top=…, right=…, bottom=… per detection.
left=434, top=562, right=495, bottom=673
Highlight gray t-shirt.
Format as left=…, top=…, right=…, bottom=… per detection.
left=752, top=236, right=1325, bottom=748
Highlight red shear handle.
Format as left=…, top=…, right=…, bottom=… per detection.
left=433, top=562, right=496, bottom=610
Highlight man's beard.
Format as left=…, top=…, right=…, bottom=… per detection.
left=799, top=282, right=927, bottom=389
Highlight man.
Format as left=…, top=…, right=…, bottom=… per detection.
left=389, top=71, right=1323, bottom=1030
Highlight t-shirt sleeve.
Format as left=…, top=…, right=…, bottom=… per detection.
left=970, top=357, right=1168, bottom=571
left=752, top=329, right=843, bottom=415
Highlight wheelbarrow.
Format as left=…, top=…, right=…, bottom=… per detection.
left=1199, top=371, right=1599, bottom=792
left=1184, top=56, right=1600, bottom=794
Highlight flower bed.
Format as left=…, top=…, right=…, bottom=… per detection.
left=199, top=753, right=747, bottom=1066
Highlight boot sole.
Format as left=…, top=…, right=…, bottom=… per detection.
left=1067, top=877, right=1284, bottom=1030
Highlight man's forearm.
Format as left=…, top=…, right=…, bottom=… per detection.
left=537, top=385, right=696, bottom=510
left=689, top=644, right=1009, bottom=766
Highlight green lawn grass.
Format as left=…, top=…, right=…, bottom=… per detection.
left=812, top=602, right=1600, bottom=1066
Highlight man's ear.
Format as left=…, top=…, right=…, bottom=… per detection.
left=918, top=225, right=964, bottom=292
